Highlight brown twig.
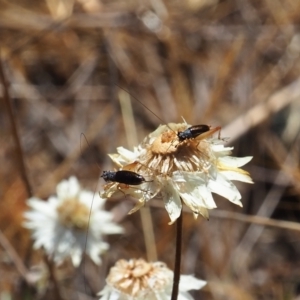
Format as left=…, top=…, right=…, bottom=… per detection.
left=0, top=57, right=32, bottom=197
left=150, top=199, right=300, bottom=232
left=0, top=56, right=63, bottom=299
left=0, top=229, right=29, bottom=283
left=35, top=104, right=113, bottom=198
left=44, top=255, right=63, bottom=300
left=224, top=77, right=300, bottom=143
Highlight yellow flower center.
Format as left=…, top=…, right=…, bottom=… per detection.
left=141, top=125, right=214, bottom=175
left=56, top=198, right=90, bottom=230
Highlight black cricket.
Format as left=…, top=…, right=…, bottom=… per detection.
left=117, top=86, right=213, bottom=144
left=177, top=124, right=211, bottom=142
left=101, top=170, right=146, bottom=185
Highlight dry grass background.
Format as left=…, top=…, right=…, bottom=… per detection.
left=0, top=0, right=300, bottom=299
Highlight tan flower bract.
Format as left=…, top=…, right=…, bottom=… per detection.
left=106, top=259, right=170, bottom=296
left=98, top=258, right=207, bottom=300
left=101, top=123, right=253, bottom=223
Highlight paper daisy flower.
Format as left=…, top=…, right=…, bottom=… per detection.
left=23, top=176, right=124, bottom=266
left=101, top=123, right=253, bottom=223
left=98, top=258, right=206, bottom=300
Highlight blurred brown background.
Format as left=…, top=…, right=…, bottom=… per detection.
left=1, top=0, right=300, bottom=299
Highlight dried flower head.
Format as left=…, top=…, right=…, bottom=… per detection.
left=24, top=176, right=124, bottom=266
left=101, top=123, right=253, bottom=223
left=98, top=258, right=206, bottom=300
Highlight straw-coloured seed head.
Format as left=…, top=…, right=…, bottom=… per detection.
left=98, top=258, right=206, bottom=300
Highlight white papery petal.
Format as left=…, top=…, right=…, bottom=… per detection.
left=174, top=172, right=216, bottom=210
left=80, top=190, right=106, bottom=208
left=208, top=174, right=242, bottom=206
left=179, top=188, right=216, bottom=216
left=208, top=165, right=218, bottom=181
left=179, top=275, right=207, bottom=291
left=117, top=146, right=141, bottom=162
left=70, top=248, right=82, bottom=267
left=91, top=213, right=124, bottom=235
left=160, top=178, right=182, bottom=224
left=195, top=185, right=217, bottom=208
left=221, top=170, right=254, bottom=183
left=172, top=173, right=213, bottom=218
left=219, top=156, right=253, bottom=167
left=212, top=144, right=233, bottom=154
left=177, top=292, right=194, bottom=300
left=23, top=177, right=124, bottom=267
left=26, top=198, right=57, bottom=216
left=107, top=154, right=125, bottom=167
left=98, top=286, right=113, bottom=300
left=192, top=207, right=209, bottom=220
left=56, top=176, right=80, bottom=199
left=89, top=245, right=104, bottom=265
left=154, top=292, right=169, bottom=300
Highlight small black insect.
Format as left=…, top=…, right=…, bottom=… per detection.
left=117, top=85, right=221, bottom=142
left=116, top=85, right=221, bottom=146
left=101, top=170, right=146, bottom=186
left=177, top=124, right=211, bottom=142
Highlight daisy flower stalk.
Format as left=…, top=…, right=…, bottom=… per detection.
left=23, top=176, right=124, bottom=267
left=98, top=258, right=206, bottom=300
left=101, top=122, right=253, bottom=223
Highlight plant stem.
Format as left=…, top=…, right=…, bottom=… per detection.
left=171, top=211, right=183, bottom=300
left=44, top=255, right=63, bottom=300
left=0, top=57, right=32, bottom=197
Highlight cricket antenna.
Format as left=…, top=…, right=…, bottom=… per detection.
left=80, top=133, right=101, bottom=171
left=80, top=132, right=102, bottom=296
left=115, top=84, right=176, bottom=134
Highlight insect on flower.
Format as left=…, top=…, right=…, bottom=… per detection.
left=178, top=124, right=222, bottom=142
left=117, top=85, right=221, bottom=147
left=101, top=89, right=253, bottom=223
left=100, top=169, right=157, bottom=206
left=178, top=124, right=211, bottom=141
left=100, top=168, right=157, bottom=207
left=101, top=170, right=147, bottom=185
